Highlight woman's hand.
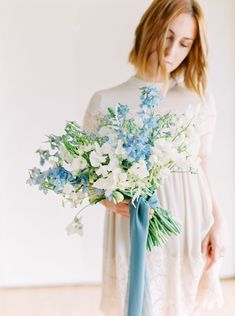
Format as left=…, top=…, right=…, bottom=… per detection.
left=100, top=199, right=131, bottom=219
left=100, top=198, right=155, bottom=220
left=201, top=218, right=228, bottom=271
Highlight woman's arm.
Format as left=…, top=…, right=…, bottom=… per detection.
left=200, top=154, right=228, bottom=270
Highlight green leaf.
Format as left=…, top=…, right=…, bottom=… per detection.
left=107, top=107, right=116, bottom=117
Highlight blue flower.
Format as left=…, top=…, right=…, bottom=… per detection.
left=95, top=188, right=105, bottom=194
left=46, top=167, right=74, bottom=193
left=82, top=186, right=88, bottom=193
left=69, top=175, right=82, bottom=185
left=103, top=136, right=109, bottom=142
left=81, top=174, right=89, bottom=185
left=117, top=104, right=129, bottom=118
left=139, top=86, right=161, bottom=111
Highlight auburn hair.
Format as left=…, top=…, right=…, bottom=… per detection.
left=128, top=0, right=208, bottom=99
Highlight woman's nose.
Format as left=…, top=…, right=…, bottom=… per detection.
left=165, top=41, right=177, bottom=60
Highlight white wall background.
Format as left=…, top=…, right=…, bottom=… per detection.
left=0, top=0, right=234, bottom=287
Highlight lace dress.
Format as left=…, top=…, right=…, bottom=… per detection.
left=82, top=75, right=224, bottom=316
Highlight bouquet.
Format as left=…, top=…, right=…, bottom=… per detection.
left=27, top=85, right=200, bottom=251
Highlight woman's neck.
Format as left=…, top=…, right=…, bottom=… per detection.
left=135, top=69, right=165, bottom=83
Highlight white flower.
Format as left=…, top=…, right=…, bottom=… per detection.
left=92, top=169, right=124, bottom=196
left=70, top=191, right=86, bottom=203
left=63, top=183, right=74, bottom=195
left=75, top=191, right=86, bottom=199
left=59, top=145, right=73, bottom=163
left=96, top=165, right=109, bottom=177
left=117, top=176, right=130, bottom=190
left=84, top=144, right=94, bottom=151
left=107, top=134, right=118, bottom=145
left=128, top=159, right=149, bottom=179
left=92, top=173, right=117, bottom=191
left=107, top=157, right=119, bottom=171
left=112, top=167, right=123, bottom=180
left=95, top=156, right=119, bottom=176
left=119, top=172, right=127, bottom=182
left=155, top=144, right=174, bottom=164
left=94, top=142, right=103, bottom=154
left=62, top=161, right=73, bottom=172
left=111, top=170, right=130, bottom=190
left=89, top=143, right=106, bottom=167
left=153, top=139, right=188, bottom=166
left=115, top=139, right=127, bottom=157
left=62, top=189, right=86, bottom=208
left=98, top=127, right=118, bottom=145
left=149, top=153, right=158, bottom=165
left=77, top=143, right=93, bottom=155
left=71, top=156, right=87, bottom=171
left=62, top=156, right=87, bottom=174
left=98, top=126, right=113, bottom=137
left=101, top=142, right=113, bottom=155
left=48, top=157, right=58, bottom=167
left=65, top=217, right=83, bottom=236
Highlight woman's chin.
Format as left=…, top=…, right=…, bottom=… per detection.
left=165, top=63, right=174, bottom=73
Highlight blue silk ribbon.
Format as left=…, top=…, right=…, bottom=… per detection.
left=124, top=193, right=159, bottom=316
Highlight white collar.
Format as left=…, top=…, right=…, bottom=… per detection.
left=128, top=74, right=184, bottom=90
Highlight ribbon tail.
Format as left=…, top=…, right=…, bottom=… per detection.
left=142, top=264, right=154, bottom=316
left=123, top=196, right=154, bottom=316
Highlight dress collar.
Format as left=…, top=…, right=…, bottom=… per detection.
left=128, top=74, right=184, bottom=90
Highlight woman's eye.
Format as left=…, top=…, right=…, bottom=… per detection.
left=180, top=43, right=189, bottom=48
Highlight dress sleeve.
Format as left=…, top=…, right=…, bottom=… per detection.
left=198, top=91, right=217, bottom=158
left=82, top=92, right=102, bottom=133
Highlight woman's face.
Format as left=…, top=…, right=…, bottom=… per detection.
left=148, top=13, right=197, bottom=74
left=164, top=13, right=197, bottom=72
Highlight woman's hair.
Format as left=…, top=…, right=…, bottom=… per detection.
left=128, top=0, right=208, bottom=98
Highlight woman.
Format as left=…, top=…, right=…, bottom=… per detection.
left=83, top=0, right=227, bottom=315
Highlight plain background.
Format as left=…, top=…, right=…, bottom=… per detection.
left=0, top=0, right=234, bottom=287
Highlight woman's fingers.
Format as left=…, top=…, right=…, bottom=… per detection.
left=206, top=246, right=219, bottom=270
left=114, top=202, right=154, bottom=219
left=101, top=199, right=130, bottom=218
left=201, top=235, right=210, bottom=257
left=116, top=202, right=129, bottom=210
left=122, top=199, right=131, bottom=205
left=201, top=235, right=219, bottom=270
left=205, top=239, right=225, bottom=271
left=122, top=211, right=130, bottom=218
left=103, top=201, right=129, bottom=218
left=116, top=206, right=129, bottom=214
left=115, top=208, right=130, bottom=218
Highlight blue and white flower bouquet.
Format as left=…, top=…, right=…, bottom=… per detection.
left=27, top=85, right=199, bottom=251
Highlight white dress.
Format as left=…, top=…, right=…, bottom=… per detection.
left=82, top=75, right=224, bottom=316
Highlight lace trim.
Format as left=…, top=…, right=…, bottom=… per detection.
left=99, top=253, right=224, bottom=316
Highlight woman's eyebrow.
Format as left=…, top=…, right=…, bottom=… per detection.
left=169, top=28, right=194, bottom=41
